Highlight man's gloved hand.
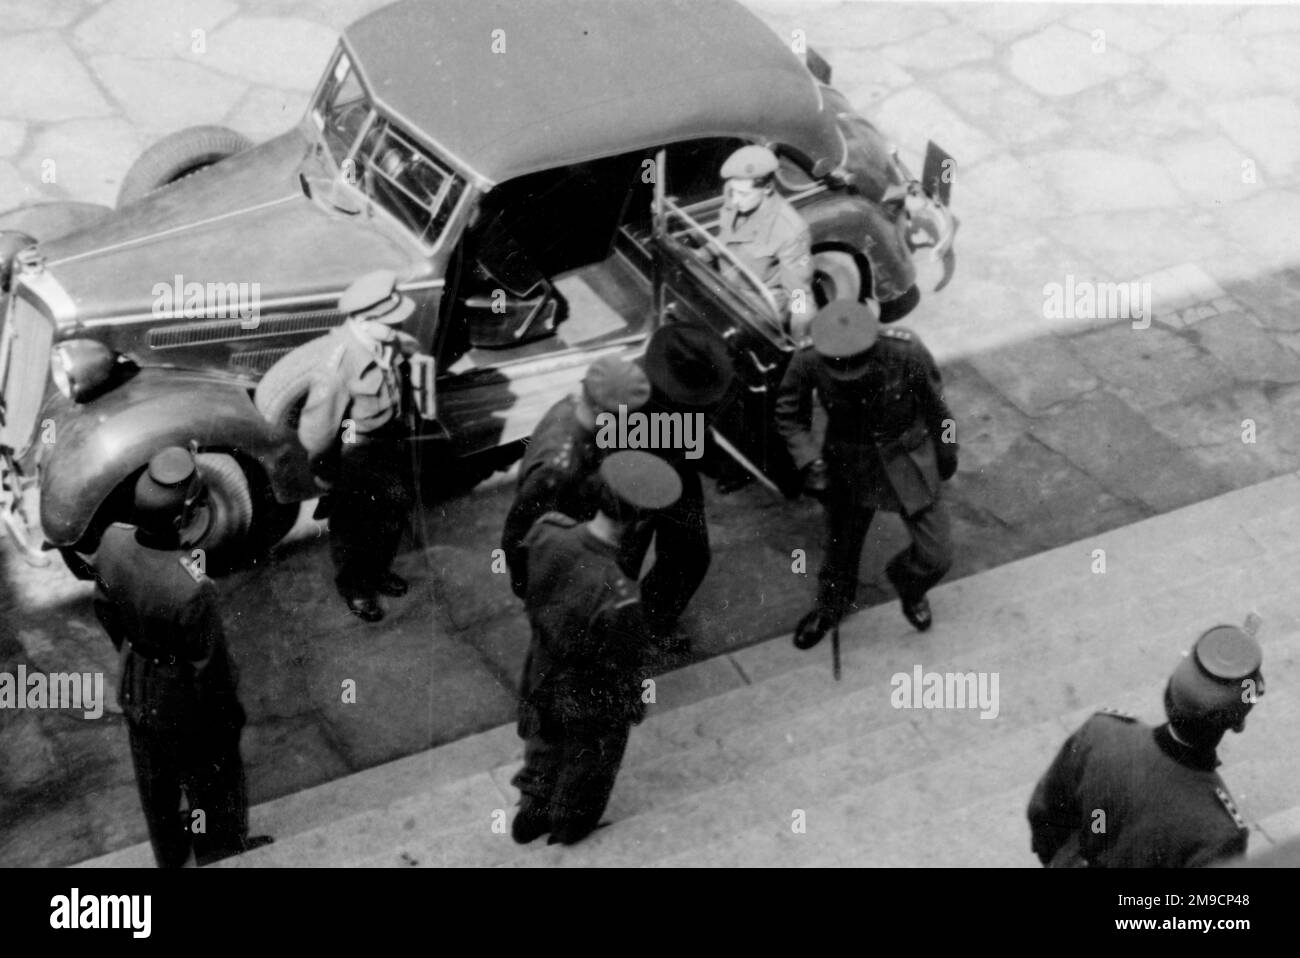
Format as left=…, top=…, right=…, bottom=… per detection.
left=936, top=441, right=959, bottom=482
left=801, top=458, right=829, bottom=500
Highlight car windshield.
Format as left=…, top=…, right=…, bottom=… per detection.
left=314, top=52, right=369, bottom=165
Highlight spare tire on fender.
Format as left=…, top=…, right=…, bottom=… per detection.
left=117, top=125, right=253, bottom=208
left=253, top=332, right=344, bottom=430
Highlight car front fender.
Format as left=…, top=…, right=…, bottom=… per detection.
left=800, top=193, right=915, bottom=302
left=37, top=368, right=314, bottom=546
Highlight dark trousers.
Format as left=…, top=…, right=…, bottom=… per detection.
left=126, top=710, right=249, bottom=868
left=621, top=465, right=709, bottom=633
left=329, top=430, right=414, bottom=596
left=512, top=720, right=631, bottom=829
left=817, top=474, right=953, bottom=622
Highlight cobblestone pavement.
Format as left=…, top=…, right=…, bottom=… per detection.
left=2, top=1, right=1299, bottom=865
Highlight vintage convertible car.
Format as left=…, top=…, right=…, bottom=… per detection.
left=0, top=0, right=955, bottom=570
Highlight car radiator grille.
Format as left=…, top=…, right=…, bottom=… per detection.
left=146, top=309, right=344, bottom=349
left=0, top=294, right=54, bottom=458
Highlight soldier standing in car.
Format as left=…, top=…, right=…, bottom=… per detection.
left=501, top=355, right=651, bottom=598
left=1028, top=623, right=1264, bottom=868
left=296, top=269, right=419, bottom=623
left=775, top=300, right=958, bottom=650
left=511, top=451, right=682, bottom=846
left=88, top=446, right=271, bottom=868
left=707, top=144, right=816, bottom=341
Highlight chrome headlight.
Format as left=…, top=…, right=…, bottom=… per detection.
left=51, top=339, right=117, bottom=402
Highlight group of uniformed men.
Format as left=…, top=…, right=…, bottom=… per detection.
left=81, top=145, right=1266, bottom=866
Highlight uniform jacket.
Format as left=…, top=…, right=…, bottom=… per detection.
left=774, top=327, right=957, bottom=515
left=502, top=395, right=604, bottom=596
left=716, top=192, right=813, bottom=316
left=517, top=514, right=651, bottom=730
left=89, top=523, right=241, bottom=733
left=297, top=319, right=419, bottom=459
left=1027, top=711, right=1250, bottom=868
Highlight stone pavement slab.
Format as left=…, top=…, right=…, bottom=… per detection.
left=1066, top=322, right=1234, bottom=412
left=1028, top=389, right=1232, bottom=513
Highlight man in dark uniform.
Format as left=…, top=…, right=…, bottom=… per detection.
left=510, top=450, right=682, bottom=846
left=775, top=300, right=958, bottom=649
left=296, top=269, right=419, bottom=622
left=1027, top=624, right=1265, bottom=868
left=88, top=447, right=270, bottom=867
left=708, top=145, right=816, bottom=341
left=622, top=323, right=735, bottom=650
left=501, top=355, right=651, bottom=597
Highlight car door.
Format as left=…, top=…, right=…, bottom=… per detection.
left=647, top=150, right=802, bottom=495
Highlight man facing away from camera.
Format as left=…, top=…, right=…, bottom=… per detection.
left=510, top=450, right=682, bottom=846
left=1028, top=623, right=1264, bottom=868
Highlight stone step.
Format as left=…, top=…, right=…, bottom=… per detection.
left=1254, top=806, right=1300, bottom=856
left=498, top=716, right=1070, bottom=868
left=76, top=474, right=1300, bottom=868
left=655, top=782, right=1040, bottom=868
left=77, top=653, right=753, bottom=866
left=611, top=592, right=1286, bottom=823
left=98, top=561, right=1298, bottom=868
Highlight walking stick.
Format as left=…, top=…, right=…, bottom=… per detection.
left=832, top=622, right=841, bottom=681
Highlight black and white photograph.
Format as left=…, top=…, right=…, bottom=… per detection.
left=1, top=0, right=1297, bottom=911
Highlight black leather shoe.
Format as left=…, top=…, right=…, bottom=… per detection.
left=511, top=804, right=551, bottom=844
left=376, top=571, right=409, bottom=597
left=886, top=565, right=933, bottom=632
left=344, top=594, right=384, bottom=622
left=900, top=595, right=933, bottom=632
left=793, top=609, right=834, bottom=650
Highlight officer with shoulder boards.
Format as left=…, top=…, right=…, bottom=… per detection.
left=510, top=451, right=681, bottom=847
left=88, top=446, right=271, bottom=867
left=775, top=300, right=958, bottom=650
left=295, top=269, right=420, bottom=622
left=1028, top=623, right=1264, bottom=868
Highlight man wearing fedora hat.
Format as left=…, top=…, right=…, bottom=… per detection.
left=296, top=269, right=420, bottom=622
left=511, top=451, right=681, bottom=846
left=88, top=446, right=271, bottom=866
left=776, top=300, right=958, bottom=649
left=502, top=355, right=651, bottom=598
left=1028, top=623, right=1264, bottom=867
left=622, top=322, right=737, bottom=649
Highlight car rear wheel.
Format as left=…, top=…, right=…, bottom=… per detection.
left=116, top=125, right=253, bottom=208
left=812, top=249, right=865, bottom=309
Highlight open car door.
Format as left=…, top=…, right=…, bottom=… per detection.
left=649, top=183, right=802, bottom=496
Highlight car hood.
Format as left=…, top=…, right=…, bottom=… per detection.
left=37, top=129, right=422, bottom=325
